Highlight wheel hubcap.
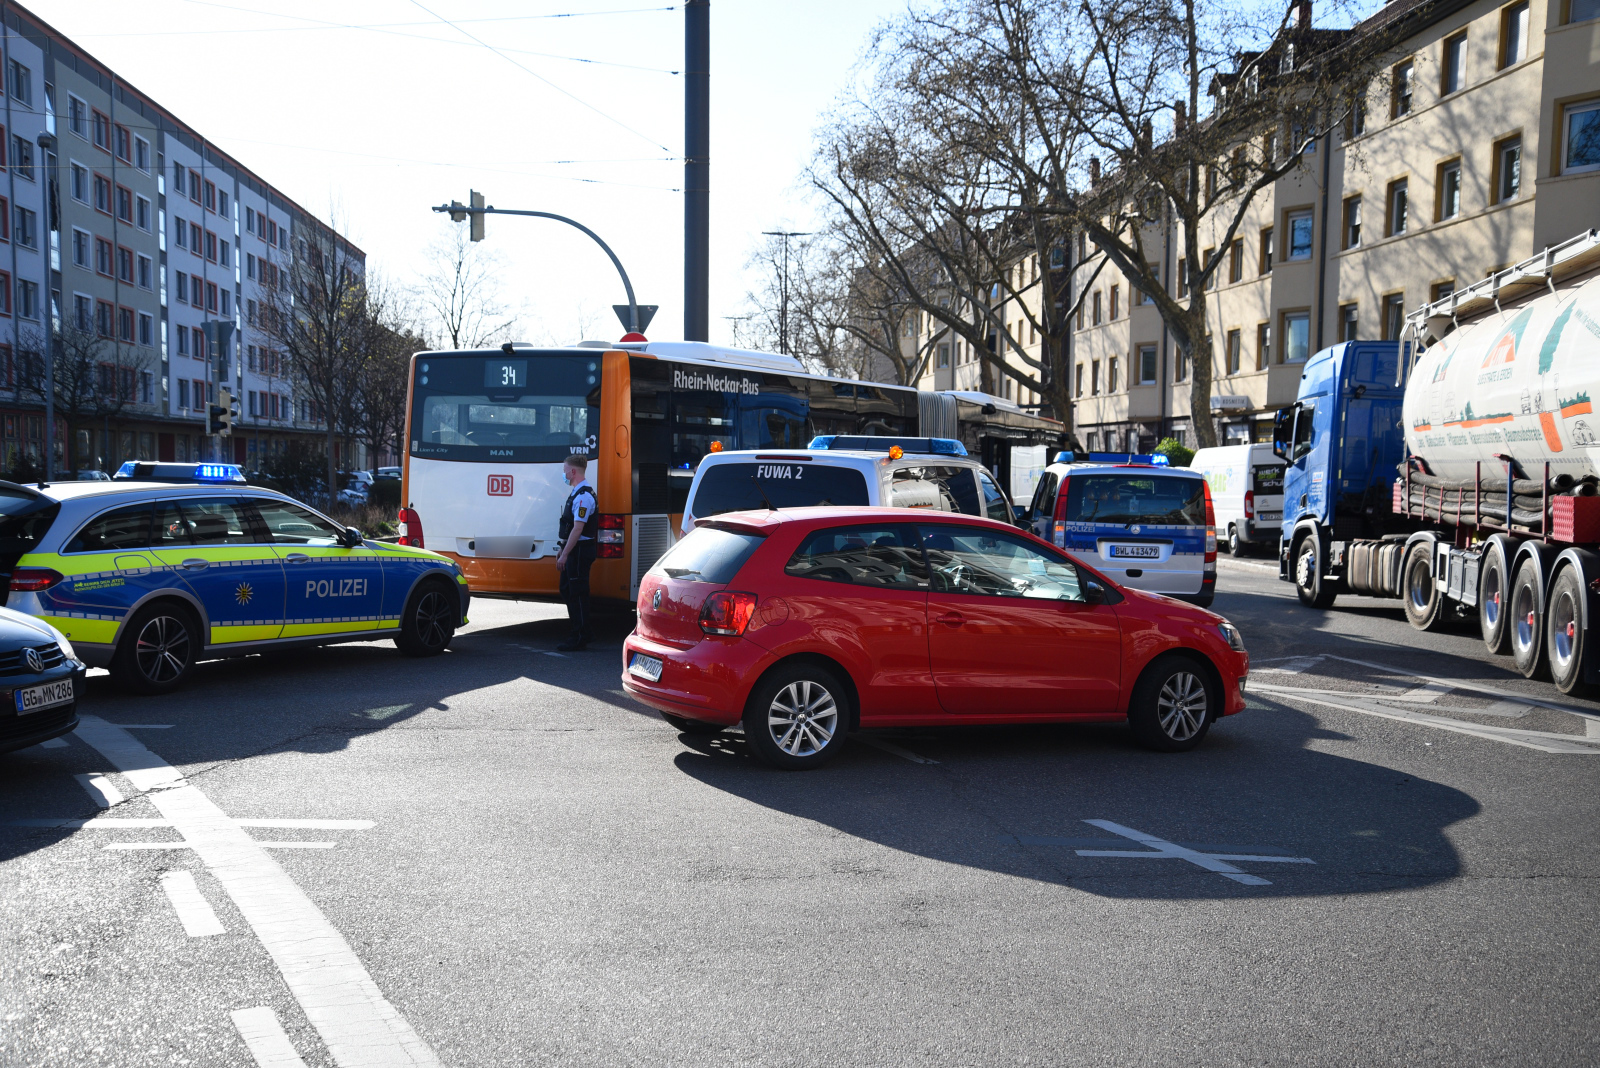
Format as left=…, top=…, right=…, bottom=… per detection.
left=1552, top=592, right=1579, bottom=669
left=1485, top=588, right=1500, bottom=626
left=1513, top=584, right=1537, bottom=653
left=135, top=615, right=190, bottom=683
left=767, top=680, right=838, bottom=757
left=1156, top=671, right=1207, bottom=741
left=1296, top=547, right=1314, bottom=589
left=415, top=592, right=451, bottom=647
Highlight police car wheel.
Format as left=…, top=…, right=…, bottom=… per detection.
left=396, top=580, right=456, bottom=657
left=112, top=602, right=199, bottom=695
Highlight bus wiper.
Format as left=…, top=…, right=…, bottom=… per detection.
left=751, top=476, right=778, bottom=511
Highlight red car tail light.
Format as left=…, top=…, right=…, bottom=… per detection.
left=1244, top=489, right=1255, bottom=519
left=597, top=513, right=625, bottom=558
left=1203, top=482, right=1217, bottom=564
left=397, top=507, right=424, bottom=548
left=699, top=590, right=758, bottom=636
left=9, top=567, right=63, bottom=592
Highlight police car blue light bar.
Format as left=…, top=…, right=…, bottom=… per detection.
left=1052, top=451, right=1170, bottom=466
left=808, top=435, right=969, bottom=456
left=114, top=461, right=249, bottom=483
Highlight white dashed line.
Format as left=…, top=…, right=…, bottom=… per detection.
left=231, top=1006, right=310, bottom=1067
left=160, top=871, right=226, bottom=937
left=73, top=772, right=124, bottom=808
left=74, top=717, right=443, bottom=1068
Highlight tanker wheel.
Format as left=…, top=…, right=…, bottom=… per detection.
left=1478, top=550, right=1512, bottom=656
left=1400, top=541, right=1444, bottom=631
left=1509, top=556, right=1549, bottom=680
left=1293, top=534, right=1336, bottom=609
left=1545, top=567, right=1592, bottom=697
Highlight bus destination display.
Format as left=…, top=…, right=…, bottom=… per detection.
left=485, top=360, right=528, bottom=389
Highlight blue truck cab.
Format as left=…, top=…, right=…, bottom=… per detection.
left=1274, top=341, right=1410, bottom=605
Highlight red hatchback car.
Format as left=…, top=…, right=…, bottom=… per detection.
left=621, top=507, right=1249, bottom=769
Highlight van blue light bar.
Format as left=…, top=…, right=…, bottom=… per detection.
left=1053, top=451, right=1170, bottom=466
left=808, top=435, right=969, bottom=456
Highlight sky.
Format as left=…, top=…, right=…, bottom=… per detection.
left=32, top=0, right=909, bottom=346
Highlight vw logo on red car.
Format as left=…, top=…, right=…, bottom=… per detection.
left=487, top=474, right=513, bottom=496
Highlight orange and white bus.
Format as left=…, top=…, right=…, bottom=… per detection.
left=398, top=340, right=1059, bottom=607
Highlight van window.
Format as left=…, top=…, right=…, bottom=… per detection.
left=889, top=465, right=980, bottom=514
left=1061, top=474, right=1206, bottom=526
left=690, top=461, right=869, bottom=518
left=977, top=470, right=1013, bottom=522
left=651, top=525, right=765, bottom=584
left=784, top=525, right=927, bottom=590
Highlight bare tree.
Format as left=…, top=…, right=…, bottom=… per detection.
left=415, top=227, right=519, bottom=350
left=351, top=283, right=422, bottom=471
left=18, top=324, right=152, bottom=475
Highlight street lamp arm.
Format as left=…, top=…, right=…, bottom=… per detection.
left=431, top=204, right=640, bottom=332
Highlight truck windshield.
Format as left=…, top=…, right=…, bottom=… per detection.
left=409, top=353, right=599, bottom=463
left=1061, top=474, right=1205, bottom=526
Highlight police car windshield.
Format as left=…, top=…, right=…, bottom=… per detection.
left=410, top=353, right=599, bottom=463
left=691, top=462, right=869, bottom=517
left=0, top=487, right=59, bottom=559
left=1062, top=473, right=1205, bottom=526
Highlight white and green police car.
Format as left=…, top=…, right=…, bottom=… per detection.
left=0, top=462, right=469, bottom=693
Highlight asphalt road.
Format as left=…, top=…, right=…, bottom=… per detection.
left=2, top=558, right=1597, bottom=1067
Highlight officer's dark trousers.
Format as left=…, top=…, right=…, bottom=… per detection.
left=559, top=541, right=598, bottom=643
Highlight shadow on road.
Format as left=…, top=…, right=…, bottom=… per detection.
left=669, top=696, right=1479, bottom=900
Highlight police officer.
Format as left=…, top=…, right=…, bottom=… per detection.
left=555, top=454, right=598, bottom=651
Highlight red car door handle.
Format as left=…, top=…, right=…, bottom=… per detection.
left=935, top=611, right=965, bottom=627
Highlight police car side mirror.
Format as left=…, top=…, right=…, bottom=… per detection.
left=338, top=526, right=364, bottom=548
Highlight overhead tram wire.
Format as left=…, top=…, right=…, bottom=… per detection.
left=404, top=0, right=673, bottom=155
left=178, top=0, right=676, bottom=26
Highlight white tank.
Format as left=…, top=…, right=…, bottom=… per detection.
left=1405, top=273, right=1600, bottom=481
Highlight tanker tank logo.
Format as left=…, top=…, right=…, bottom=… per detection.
left=1538, top=302, right=1576, bottom=374
left=1481, top=307, right=1533, bottom=369
left=1559, top=391, right=1592, bottom=419
left=1441, top=402, right=1514, bottom=429
left=1572, top=420, right=1597, bottom=448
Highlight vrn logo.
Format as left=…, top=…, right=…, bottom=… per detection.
left=487, top=475, right=513, bottom=496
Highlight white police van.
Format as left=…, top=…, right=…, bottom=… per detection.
left=680, top=436, right=1018, bottom=536
left=1022, top=452, right=1216, bottom=607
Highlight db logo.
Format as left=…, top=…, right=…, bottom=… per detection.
left=487, top=475, right=513, bottom=496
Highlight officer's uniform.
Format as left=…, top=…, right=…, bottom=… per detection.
left=558, top=477, right=598, bottom=648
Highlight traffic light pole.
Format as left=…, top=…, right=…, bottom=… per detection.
left=430, top=203, right=642, bottom=334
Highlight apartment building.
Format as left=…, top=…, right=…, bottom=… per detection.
left=1, top=1, right=364, bottom=476
left=1065, top=0, right=1600, bottom=451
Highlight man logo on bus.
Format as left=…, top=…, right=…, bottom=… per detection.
left=488, top=475, right=513, bottom=496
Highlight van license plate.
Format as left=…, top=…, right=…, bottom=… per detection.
left=1257, top=511, right=1282, bottom=522
left=1110, top=544, right=1161, bottom=559
left=15, top=679, right=73, bottom=715
left=628, top=654, right=663, bottom=682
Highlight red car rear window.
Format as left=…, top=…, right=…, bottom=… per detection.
left=651, top=526, right=765, bottom=584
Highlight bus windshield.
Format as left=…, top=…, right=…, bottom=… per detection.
left=410, top=353, right=600, bottom=462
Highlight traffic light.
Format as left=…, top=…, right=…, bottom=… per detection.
left=469, top=190, right=485, bottom=242
left=209, top=388, right=235, bottom=436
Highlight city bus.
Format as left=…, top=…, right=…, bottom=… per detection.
left=398, top=340, right=1060, bottom=607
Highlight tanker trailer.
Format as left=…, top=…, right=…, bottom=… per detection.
left=1275, top=229, right=1600, bottom=695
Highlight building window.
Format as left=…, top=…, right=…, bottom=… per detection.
left=1569, top=0, right=1598, bottom=24
left=1284, top=311, right=1311, bottom=362
left=73, top=294, right=92, bottom=332
left=1346, top=98, right=1367, bottom=139
left=1494, top=135, right=1523, bottom=201
left=135, top=137, right=151, bottom=172
left=95, top=238, right=112, bottom=276
left=219, top=240, right=229, bottom=268
left=1177, top=258, right=1189, bottom=296
left=71, top=228, right=90, bottom=268
left=1340, top=304, right=1359, bottom=342
left=1202, top=247, right=1216, bottom=289
left=1259, top=228, right=1274, bottom=274
left=139, top=313, right=154, bottom=347
left=117, top=306, right=134, bottom=341
left=115, top=185, right=133, bottom=223
left=10, top=136, right=32, bottom=182
left=141, top=371, right=153, bottom=403
left=1108, top=356, right=1120, bottom=393
left=1501, top=2, right=1529, bottom=67
left=12, top=206, right=34, bottom=250
left=219, top=190, right=229, bottom=217
left=1562, top=100, right=1600, bottom=174
left=1344, top=196, right=1362, bottom=248
left=116, top=246, right=134, bottom=284
left=189, top=171, right=201, bottom=203
left=93, top=174, right=111, bottom=214
left=174, top=272, right=188, bottom=304
left=172, top=162, right=185, bottom=195
left=1141, top=262, right=1158, bottom=303
left=114, top=124, right=131, bottom=163
left=1092, top=291, right=1102, bottom=325
left=1174, top=346, right=1188, bottom=382
left=1432, top=281, right=1456, bottom=303
left=176, top=325, right=189, bottom=356
left=136, top=196, right=152, bottom=231
left=179, top=379, right=190, bottom=409
left=1392, top=60, right=1414, bottom=118
left=1074, top=363, right=1084, bottom=396
left=1091, top=359, right=1101, bottom=394
left=70, top=163, right=89, bottom=202
left=68, top=94, right=87, bottom=138
left=14, top=281, right=35, bottom=321
left=1286, top=210, right=1313, bottom=259
left=1110, top=284, right=1120, bottom=319
left=1228, top=239, right=1243, bottom=283
left=137, top=254, right=153, bottom=289
left=1441, top=32, right=1467, bottom=95
left=92, top=110, right=110, bottom=151
left=6, top=60, right=29, bottom=105
left=1436, top=160, right=1462, bottom=220
left=1257, top=322, right=1272, bottom=368
left=191, top=222, right=202, bottom=251
left=1383, top=293, right=1406, bottom=340
left=1138, top=344, right=1157, bottom=384
left=1225, top=329, right=1242, bottom=374
left=1387, top=179, right=1409, bottom=235
left=205, top=230, right=217, bottom=262
left=204, top=180, right=216, bottom=212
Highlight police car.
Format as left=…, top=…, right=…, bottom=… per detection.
left=680, top=436, right=1019, bottom=536
left=0, top=462, right=469, bottom=694
left=1022, top=452, right=1216, bottom=607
